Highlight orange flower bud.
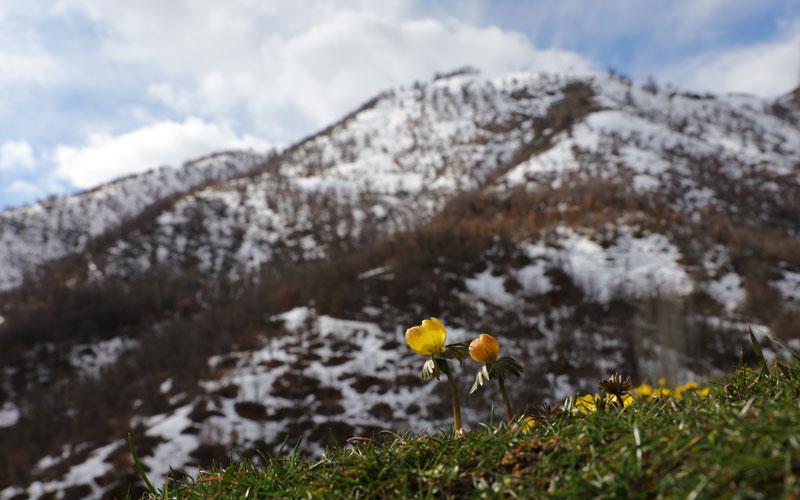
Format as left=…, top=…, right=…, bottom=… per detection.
left=469, top=333, right=499, bottom=364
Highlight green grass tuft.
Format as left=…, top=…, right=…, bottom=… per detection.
left=147, top=362, right=800, bottom=498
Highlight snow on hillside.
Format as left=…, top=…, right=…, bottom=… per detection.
left=0, top=150, right=269, bottom=291
left=49, top=70, right=798, bottom=292
left=500, top=76, right=800, bottom=211
left=3, top=71, right=798, bottom=294
left=523, top=227, right=693, bottom=303
left=92, top=73, right=583, bottom=281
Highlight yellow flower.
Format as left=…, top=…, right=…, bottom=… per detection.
left=631, top=380, right=709, bottom=399
left=405, top=317, right=447, bottom=356
left=575, top=394, right=597, bottom=414
left=469, top=333, right=500, bottom=364
left=633, top=384, right=653, bottom=398
left=517, top=416, right=536, bottom=432
left=620, top=393, right=634, bottom=407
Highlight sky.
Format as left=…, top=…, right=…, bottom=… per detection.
left=1, top=0, right=799, bottom=209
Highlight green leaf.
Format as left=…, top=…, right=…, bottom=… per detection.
left=128, top=432, right=158, bottom=495
left=776, top=362, right=793, bottom=380
left=438, top=341, right=470, bottom=363
left=758, top=327, right=800, bottom=361
left=489, top=357, right=523, bottom=381
left=749, top=326, right=766, bottom=368
left=223, top=465, right=236, bottom=484
left=434, top=358, right=452, bottom=377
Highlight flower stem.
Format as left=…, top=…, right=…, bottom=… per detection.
left=444, top=366, right=463, bottom=434
left=498, top=377, right=514, bottom=423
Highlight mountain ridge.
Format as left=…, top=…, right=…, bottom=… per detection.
left=1, top=69, right=799, bottom=499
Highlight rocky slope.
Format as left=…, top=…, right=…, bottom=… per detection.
left=1, top=70, right=799, bottom=499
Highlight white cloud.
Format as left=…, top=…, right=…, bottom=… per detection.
left=54, top=118, right=271, bottom=188
left=148, top=13, right=592, bottom=139
left=54, top=1, right=593, bottom=142
left=0, top=141, right=35, bottom=170
left=664, top=26, right=800, bottom=97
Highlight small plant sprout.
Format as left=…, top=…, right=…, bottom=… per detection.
left=468, top=333, right=523, bottom=424
left=405, top=317, right=469, bottom=434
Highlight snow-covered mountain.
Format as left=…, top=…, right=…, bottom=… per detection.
left=1, top=70, right=799, bottom=499
left=0, top=150, right=271, bottom=291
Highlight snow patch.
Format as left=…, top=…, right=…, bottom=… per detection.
left=773, top=271, right=800, bottom=304
left=69, top=337, right=138, bottom=377
left=1, top=442, right=119, bottom=500
left=273, top=306, right=311, bottom=330
left=0, top=402, right=19, bottom=428
left=527, top=228, right=693, bottom=303
left=465, top=269, right=515, bottom=307
left=516, top=259, right=552, bottom=295
left=706, top=272, right=745, bottom=312
left=159, top=378, right=173, bottom=394
left=144, top=405, right=198, bottom=487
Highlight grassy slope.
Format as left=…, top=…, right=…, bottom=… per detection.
left=147, top=358, right=800, bottom=499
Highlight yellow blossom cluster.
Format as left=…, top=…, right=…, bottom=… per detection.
left=573, top=379, right=710, bottom=415
left=632, top=379, right=710, bottom=400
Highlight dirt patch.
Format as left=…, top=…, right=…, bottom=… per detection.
left=329, top=338, right=360, bottom=354
left=316, top=386, right=343, bottom=400
left=233, top=401, right=268, bottom=421
left=214, top=356, right=239, bottom=370
left=317, top=400, right=345, bottom=416
left=62, top=484, right=92, bottom=500
left=213, top=384, right=239, bottom=399
left=395, top=374, right=421, bottom=388
left=285, top=419, right=315, bottom=436
left=323, top=355, right=352, bottom=366
left=189, top=443, right=232, bottom=467
left=272, top=373, right=321, bottom=400
left=188, top=400, right=225, bottom=423
left=271, top=406, right=306, bottom=420
left=368, top=403, right=394, bottom=420
left=259, top=359, right=283, bottom=369
left=308, top=421, right=355, bottom=448
left=350, top=375, right=390, bottom=394
left=381, top=339, right=402, bottom=350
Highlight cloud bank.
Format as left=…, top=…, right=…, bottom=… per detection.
left=54, top=118, right=271, bottom=188
left=664, top=25, right=800, bottom=96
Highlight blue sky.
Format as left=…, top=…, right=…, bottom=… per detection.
left=1, top=0, right=799, bottom=209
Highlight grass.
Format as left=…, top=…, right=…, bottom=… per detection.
left=140, top=349, right=800, bottom=499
